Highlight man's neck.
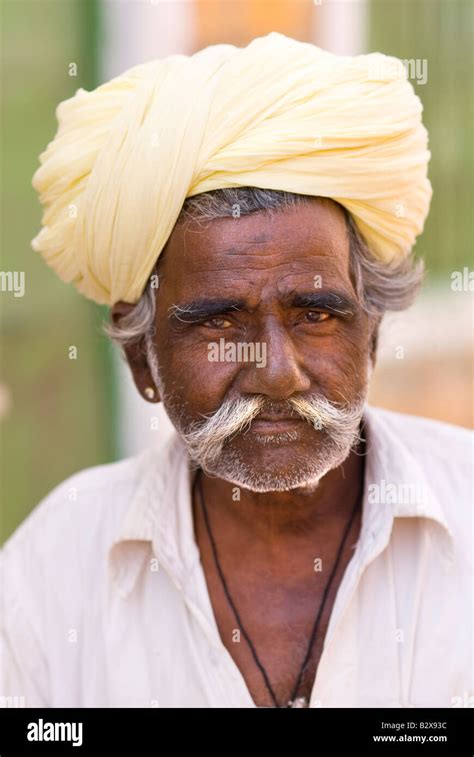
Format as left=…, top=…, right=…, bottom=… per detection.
left=194, top=436, right=366, bottom=570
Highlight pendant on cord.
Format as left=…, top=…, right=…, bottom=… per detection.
left=287, top=696, right=308, bottom=708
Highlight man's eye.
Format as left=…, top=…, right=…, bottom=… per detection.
left=203, top=316, right=233, bottom=329
left=305, top=311, right=331, bottom=323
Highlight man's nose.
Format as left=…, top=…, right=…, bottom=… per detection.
left=237, top=323, right=311, bottom=400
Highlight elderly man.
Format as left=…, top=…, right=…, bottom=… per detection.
left=1, top=33, right=472, bottom=709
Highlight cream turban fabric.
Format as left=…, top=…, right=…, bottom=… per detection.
left=31, top=32, right=432, bottom=306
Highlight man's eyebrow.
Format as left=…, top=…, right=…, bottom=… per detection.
left=168, top=299, right=245, bottom=322
left=289, top=291, right=358, bottom=317
left=168, top=292, right=358, bottom=322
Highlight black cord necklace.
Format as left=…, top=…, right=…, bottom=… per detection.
left=195, top=467, right=364, bottom=709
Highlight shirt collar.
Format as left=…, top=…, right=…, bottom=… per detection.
left=108, top=405, right=455, bottom=598
left=361, top=405, right=454, bottom=565
left=108, top=432, right=198, bottom=598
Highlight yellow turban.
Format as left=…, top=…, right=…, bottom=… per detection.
left=31, top=32, right=432, bottom=306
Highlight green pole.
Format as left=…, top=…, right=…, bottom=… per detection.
left=78, top=0, right=120, bottom=461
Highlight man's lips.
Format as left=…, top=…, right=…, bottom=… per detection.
left=249, top=416, right=305, bottom=433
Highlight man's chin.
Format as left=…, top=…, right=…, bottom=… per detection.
left=200, top=465, right=325, bottom=493
left=180, top=408, right=363, bottom=492
left=197, top=446, right=347, bottom=493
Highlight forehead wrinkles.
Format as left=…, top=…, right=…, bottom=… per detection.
left=159, top=204, right=351, bottom=294
left=182, top=229, right=346, bottom=265
left=160, top=259, right=352, bottom=309
left=172, top=202, right=346, bottom=252
left=164, top=240, right=349, bottom=283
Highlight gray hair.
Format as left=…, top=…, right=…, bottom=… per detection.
left=104, top=187, right=424, bottom=353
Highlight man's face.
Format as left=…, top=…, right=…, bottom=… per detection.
left=151, top=197, right=375, bottom=491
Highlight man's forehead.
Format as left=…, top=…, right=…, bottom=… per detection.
left=161, top=198, right=350, bottom=280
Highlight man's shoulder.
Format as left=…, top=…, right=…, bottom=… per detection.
left=2, top=445, right=157, bottom=569
left=367, top=405, right=472, bottom=466
left=367, top=406, right=472, bottom=561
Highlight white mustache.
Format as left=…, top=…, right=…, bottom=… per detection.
left=183, top=394, right=364, bottom=469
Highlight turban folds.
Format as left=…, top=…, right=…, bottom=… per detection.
left=31, top=32, right=432, bottom=306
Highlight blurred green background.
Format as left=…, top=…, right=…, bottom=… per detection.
left=370, top=0, right=473, bottom=275
left=1, top=0, right=472, bottom=543
left=1, top=0, right=117, bottom=542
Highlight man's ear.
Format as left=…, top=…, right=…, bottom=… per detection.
left=110, top=301, right=161, bottom=403
left=369, top=320, right=380, bottom=366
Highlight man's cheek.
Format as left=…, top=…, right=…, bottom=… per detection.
left=302, top=347, right=370, bottom=399
left=160, top=359, right=235, bottom=414
left=326, top=331, right=372, bottom=375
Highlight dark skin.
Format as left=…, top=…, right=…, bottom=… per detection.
left=112, top=198, right=378, bottom=707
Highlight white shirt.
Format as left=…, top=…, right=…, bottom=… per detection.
left=1, top=406, right=473, bottom=708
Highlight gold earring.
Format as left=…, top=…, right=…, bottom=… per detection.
left=144, top=386, right=156, bottom=400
